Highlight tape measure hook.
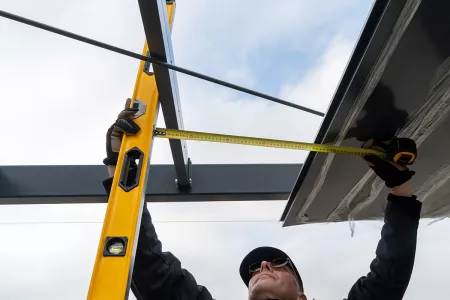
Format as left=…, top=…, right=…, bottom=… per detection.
left=154, top=129, right=166, bottom=136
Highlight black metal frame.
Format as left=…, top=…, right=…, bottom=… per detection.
left=1, top=0, right=415, bottom=219
left=0, top=2, right=312, bottom=207
left=0, top=164, right=300, bottom=204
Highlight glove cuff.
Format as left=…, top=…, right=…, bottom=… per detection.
left=385, top=170, right=415, bottom=188
left=103, top=155, right=118, bottom=166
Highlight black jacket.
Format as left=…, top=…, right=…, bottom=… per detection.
left=103, top=178, right=422, bottom=300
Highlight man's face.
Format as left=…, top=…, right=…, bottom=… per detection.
left=248, top=261, right=307, bottom=300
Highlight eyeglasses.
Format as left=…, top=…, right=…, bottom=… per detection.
left=249, top=257, right=304, bottom=292
left=249, top=257, right=293, bottom=278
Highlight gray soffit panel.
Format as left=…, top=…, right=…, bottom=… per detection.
left=283, top=0, right=450, bottom=226
left=0, top=164, right=300, bottom=205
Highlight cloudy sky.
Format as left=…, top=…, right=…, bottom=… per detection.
left=1, top=0, right=449, bottom=299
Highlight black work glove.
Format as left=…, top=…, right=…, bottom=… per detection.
left=362, top=139, right=415, bottom=188
left=364, top=155, right=415, bottom=188
left=103, top=98, right=141, bottom=167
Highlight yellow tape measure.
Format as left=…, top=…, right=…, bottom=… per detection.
left=154, top=128, right=387, bottom=159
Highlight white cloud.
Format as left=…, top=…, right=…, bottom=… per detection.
left=2, top=1, right=448, bottom=300
left=172, top=0, right=368, bottom=74
left=176, top=35, right=354, bottom=164
left=281, top=36, right=356, bottom=112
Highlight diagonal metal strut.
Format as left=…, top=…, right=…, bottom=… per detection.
left=0, top=9, right=325, bottom=117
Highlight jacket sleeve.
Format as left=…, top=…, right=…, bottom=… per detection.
left=102, top=177, right=214, bottom=300
left=346, top=194, right=422, bottom=300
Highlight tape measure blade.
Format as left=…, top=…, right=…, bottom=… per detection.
left=154, top=128, right=386, bottom=159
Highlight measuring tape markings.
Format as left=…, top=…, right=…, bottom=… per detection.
left=154, top=128, right=387, bottom=159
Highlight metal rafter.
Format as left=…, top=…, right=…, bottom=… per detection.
left=0, top=164, right=301, bottom=204
left=0, top=9, right=325, bottom=117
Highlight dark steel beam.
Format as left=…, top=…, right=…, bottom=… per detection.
left=0, top=164, right=301, bottom=205
left=137, top=0, right=191, bottom=188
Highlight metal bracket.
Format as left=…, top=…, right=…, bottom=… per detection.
left=175, top=158, right=192, bottom=189
left=143, top=50, right=154, bottom=76
left=132, top=99, right=146, bottom=119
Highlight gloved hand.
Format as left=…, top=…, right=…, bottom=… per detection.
left=363, top=139, right=415, bottom=196
left=103, top=98, right=141, bottom=176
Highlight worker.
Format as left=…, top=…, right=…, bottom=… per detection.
left=102, top=100, right=422, bottom=300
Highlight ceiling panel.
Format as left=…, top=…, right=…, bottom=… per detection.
left=283, top=0, right=450, bottom=226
